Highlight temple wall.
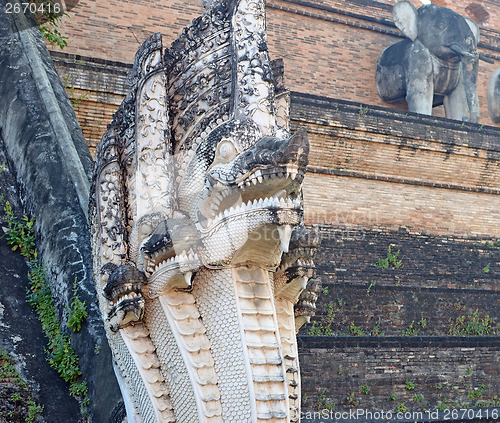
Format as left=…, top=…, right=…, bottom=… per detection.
left=0, top=4, right=121, bottom=420
left=292, top=94, right=500, bottom=238
left=51, top=0, right=500, bottom=125
left=299, top=336, right=500, bottom=414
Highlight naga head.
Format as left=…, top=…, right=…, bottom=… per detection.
left=90, top=0, right=321, bottom=420
left=103, top=264, right=147, bottom=332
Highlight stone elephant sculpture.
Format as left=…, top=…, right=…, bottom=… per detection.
left=375, top=1, right=493, bottom=123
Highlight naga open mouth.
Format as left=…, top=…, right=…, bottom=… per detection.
left=195, top=128, right=309, bottom=236
left=103, top=264, right=147, bottom=331
left=197, top=170, right=303, bottom=225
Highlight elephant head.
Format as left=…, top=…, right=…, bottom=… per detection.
left=375, top=1, right=493, bottom=122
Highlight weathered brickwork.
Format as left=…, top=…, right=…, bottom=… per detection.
left=52, top=52, right=500, bottom=237
left=291, top=94, right=500, bottom=237
left=305, top=172, right=500, bottom=237
left=50, top=0, right=500, bottom=124
left=299, top=336, right=500, bottom=413
left=52, top=52, right=130, bottom=152
left=302, top=225, right=500, bottom=335
left=297, top=225, right=500, bottom=416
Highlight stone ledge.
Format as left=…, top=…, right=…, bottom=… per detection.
left=298, top=335, right=500, bottom=349
left=290, top=91, right=500, bottom=153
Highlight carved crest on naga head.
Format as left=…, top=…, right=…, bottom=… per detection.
left=90, top=0, right=321, bottom=421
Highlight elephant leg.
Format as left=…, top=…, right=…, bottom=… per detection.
left=443, top=72, right=469, bottom=121
left=405, top=41, right=434, bottom=115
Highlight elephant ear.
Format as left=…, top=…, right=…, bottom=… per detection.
left=464, top=17, right=479, bottom=42
left=393, top=0, right=418, bottom=41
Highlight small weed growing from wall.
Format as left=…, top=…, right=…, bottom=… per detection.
left=30, top=0, right=69, bottom=49
left=3, top=201, right=35, bottom=257
left=358, top=104, right=369, bottom=115
left=401, top=320, right=421, bottom=336
left=26, top=257, right=89, bottom=411
left=63, top=74, right=89, bottom=108
left=366, top=280, right=376, bottom=294
left=308, top=299, right=344, bottom=336
left=349, top=321, right=365, bottom=336
left=316, top=388, right=335, bottom=411
left=369, top=321, right=384, bottom=336
left=360, top=385, right=371, bottom=395
left=376, top=246, right=403, bottom=269
left=346, top=392, right=358, bottom=407
left=67, top=278, right=87, bottom=332
left=405, top=380, right=415, bottom=391
left=395, top=403, right=407, bottom=412
left=413, top=393, right=424, bottom=403
left=448, top=309, right=498, bottom=335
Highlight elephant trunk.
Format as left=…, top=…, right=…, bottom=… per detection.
left=449, top=43, right=494, bottom=64
left=479, top=53, right=494, bottom=64
left=449, top=43, right=476, bottom=59
left=462, top=55, right=480, bottom=123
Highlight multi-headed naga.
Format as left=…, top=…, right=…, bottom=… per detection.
left=90, top=0, right=321, bottom=421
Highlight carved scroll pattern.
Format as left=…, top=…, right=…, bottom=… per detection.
left=136, top=70, right=175, bottom=219
left=275, top=91, right=290, bottom=132
left=165, top=5, right=233, bottom=160
left=233, top=0, right=277, bottom=136
left=94, top=131, right=127, bottom=267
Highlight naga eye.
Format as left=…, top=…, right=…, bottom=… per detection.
left=216, top=138, right=237, bottom=162
left=140, top=223, right=153, bottom=236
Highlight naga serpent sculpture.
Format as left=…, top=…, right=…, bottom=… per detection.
left=90, top=0, right=321, bottom=421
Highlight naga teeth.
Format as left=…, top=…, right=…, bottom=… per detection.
left=278, top=225, right=293, bottom=253
left=184, top=272, right=193, bottom=286
left=276, top=189, right=287, bottom=199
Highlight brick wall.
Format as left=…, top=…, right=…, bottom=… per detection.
left=301, top=225, right=500, bottom=336
left=297, top=224, right=500, bottom=417
left=49, top=0, right=500, bottom=125
left=291, top=94, right=500, bottom=238
left=51, top=52, right=130, bottom=152
left=52, top=53, right=500, bottom=238
left=298, top=336, right=500, bottom=414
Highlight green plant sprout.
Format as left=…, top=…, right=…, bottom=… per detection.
left=376, top=245, right=403, bottom=269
